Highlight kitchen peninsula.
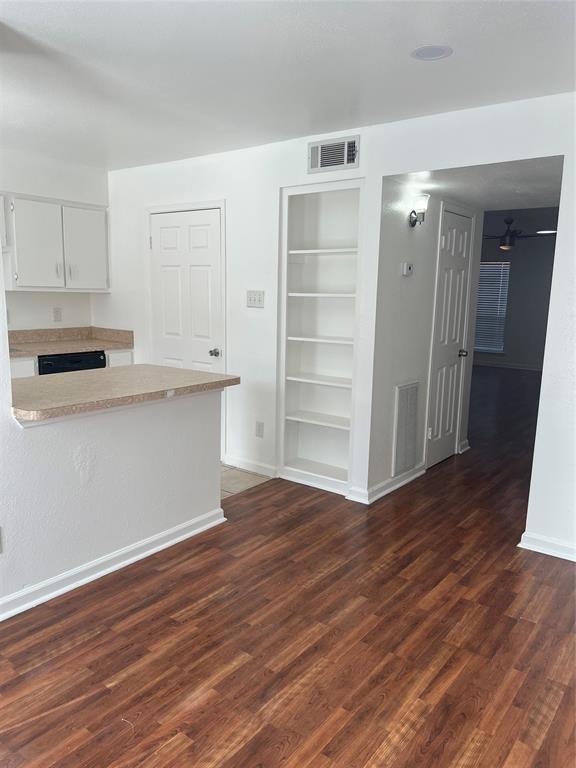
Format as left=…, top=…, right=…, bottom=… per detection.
left=2, top=364, right=239, bottom=619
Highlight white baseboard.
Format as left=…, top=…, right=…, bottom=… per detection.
left=347, top=464, right=426, bottom=505
left=279, top=466, right=347, bottom=496
left=518, top=532, right=576, bottom=562
left=223, top=454, right=277, bottom=478
left=0, top=508, right=226, bottom=623
left=458, top=439, right=470, bottom=454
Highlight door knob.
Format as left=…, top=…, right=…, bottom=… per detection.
left=458, top=349, right=468, bottom=357
left=209, top=348, right=221, bottom=357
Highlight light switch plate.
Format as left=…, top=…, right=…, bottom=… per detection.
left=247, top=290, right=265, bottom=308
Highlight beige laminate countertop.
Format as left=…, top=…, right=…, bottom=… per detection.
left=8, top=326, right=134, bottom=359
left=11, top=364, right=240, bottom=422
left=10, top=339, right=132, bottom=358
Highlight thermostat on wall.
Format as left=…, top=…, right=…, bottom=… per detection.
left=401, top=262, right=414, bottom=277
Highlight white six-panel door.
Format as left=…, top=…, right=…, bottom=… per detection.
left=150, top=208, right=224, bottom=372
left=427, top=208, right=473, bottom=468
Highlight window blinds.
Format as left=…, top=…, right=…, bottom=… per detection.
left=474, top=262, right=511, bottom=353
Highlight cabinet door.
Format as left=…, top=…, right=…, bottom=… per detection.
left=13, top=199, right=65, bottom=288
left=63, top=207, right=108, bottom=290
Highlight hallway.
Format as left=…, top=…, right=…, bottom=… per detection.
left=0, top=368, right=573, bottom=767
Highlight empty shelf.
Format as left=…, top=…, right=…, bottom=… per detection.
left=284, top=457, right=348, bottom=482
left=285, top=410, right=351, bottom=430
left=288, top=292, right=356, bottom=298
left=287, top=335, right=354, bottom=345
left=286, top=372, right=352, bottom=389
left=288, top=248, right=358, bottom=255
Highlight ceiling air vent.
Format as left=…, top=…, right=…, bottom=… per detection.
left=308, top=136, right=360, bottom=173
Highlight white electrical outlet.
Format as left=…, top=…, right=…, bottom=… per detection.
left=247, top=290, right=265, bottom=308
left=52, top=307, right=63, bottom=322
left=255, top=421, right=265, bottom=438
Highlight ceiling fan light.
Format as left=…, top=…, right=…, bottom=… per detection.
left=499, top=243, right=513, bottom=251
left=536, top=230, right=557, bottom=234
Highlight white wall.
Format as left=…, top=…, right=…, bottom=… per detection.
left=6, top=292, right=92, bottom=330
left=521, top=158, right=576, bottom=561
left=91, top=142, right=383, bottom=482
left=475, top=207, right=557, bottom=371
left=367, top=183, right=482, bottom=494
left=0, top=147, right=108, bottom=204
left=0, top=93, right=574, bottom=613
left=97, top=93, right=574, bottom=518
left=0, top=391, right=224, bottom=619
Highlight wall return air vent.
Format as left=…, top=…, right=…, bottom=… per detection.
left=308, top=136, right=360, bottom=173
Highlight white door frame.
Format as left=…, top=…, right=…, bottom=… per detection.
left=424, top=198, right=479, bottom=468
left=146, top=200, right=227, bottom=453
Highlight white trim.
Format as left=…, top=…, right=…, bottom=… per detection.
left=347, top=464, right=426, bottom=505
left=279, top=466, right=347, bottom=495
left=0, top=508, right=226, bottom=622
left=458, top=439, right=470, bottom=454
left=222, top=454, right=277, bottom=478
left=518, top=532, right=576, bottom=562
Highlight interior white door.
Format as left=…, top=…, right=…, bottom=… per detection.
left=13, top=199, right=65, bottom=288
left=150, top=208, right=224, bottom=372
left=427, top=208, right=473, bottom=468
left=63, top=207, right=108, bottom=290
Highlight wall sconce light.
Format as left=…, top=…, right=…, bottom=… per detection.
left=408, top=194, right=430, bottom=227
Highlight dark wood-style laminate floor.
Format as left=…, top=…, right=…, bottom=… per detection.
left=0, top=366, right=574, bottom=767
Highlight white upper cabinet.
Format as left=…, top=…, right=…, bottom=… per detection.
left=63, top=206, right=108, bottom=290
left=13, top=199, right=65, bottom=288
left=5, top=196, right=109, bottom=292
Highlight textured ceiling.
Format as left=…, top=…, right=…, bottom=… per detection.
left=389, top=156, right=564, bottom=211
left=0, top=1, right=574, bottom=169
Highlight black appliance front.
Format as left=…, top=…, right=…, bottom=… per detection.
left=38, top=351, right=107, bottom=375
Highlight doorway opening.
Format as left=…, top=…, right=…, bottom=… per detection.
left=378, top=156, right=563, bottom=548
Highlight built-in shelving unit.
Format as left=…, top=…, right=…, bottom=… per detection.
left=279, top=182, right=360, bottom=495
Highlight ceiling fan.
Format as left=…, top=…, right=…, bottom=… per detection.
left=484, top=217, right=557, bottom=252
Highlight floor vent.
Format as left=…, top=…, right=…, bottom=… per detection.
left=393, top=382, right=419, bottom=476
left=308, top=136, right=359, bottom=173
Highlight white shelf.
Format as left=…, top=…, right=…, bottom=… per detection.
left=288, top=248, right=358, bottom=256
left=284, top=457, right=348, bottom=482
left=282, top=185, right=360, bottom=498
left=287, top=335, right=354, bottom=345
left=286, top=410, right=351, bottom=431
left=288, top=292, right=356, bottom=299
left=286, top=372, right=352, bottom=389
